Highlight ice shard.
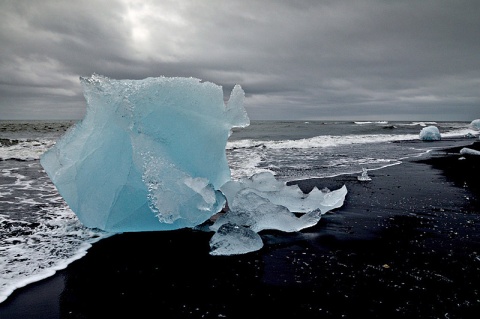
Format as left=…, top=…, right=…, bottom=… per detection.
left=40, top=74, right=249, bottom=232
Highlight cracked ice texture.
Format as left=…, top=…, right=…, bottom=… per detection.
left=40, top=74, right=249, bottom=232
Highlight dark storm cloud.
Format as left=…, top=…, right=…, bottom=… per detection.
left=1, top=0, right=479, bottom=120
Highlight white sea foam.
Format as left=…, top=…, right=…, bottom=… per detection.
left=0, top=159, right=112, bottom=304
left=0, top=206, right=111, bottom=304
left=228, top=127, right=479, bottom=152
left=227, top=151, right=273, bottom=180
left=0, top=139, right=56, bottom=161
left=326, top=157, right=395, bottom=168
left=397, top=121, right=438, bottom=127
left=354, top=121, right=388, bottom=125
left=227, top=133, right=420, bottom=150
left=442, top=128, right=480, bottom=138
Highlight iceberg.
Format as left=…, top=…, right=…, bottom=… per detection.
left=41, top=74, right=249, bottom=232
left=41, top=74, right=348, bottom=255
left=419, top=125, right=441, bottom=141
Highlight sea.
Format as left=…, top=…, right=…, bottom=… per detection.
left=0, top=119, right=478, bottom=304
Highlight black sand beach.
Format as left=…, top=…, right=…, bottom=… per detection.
left=1, top=141, right=479, bottom=319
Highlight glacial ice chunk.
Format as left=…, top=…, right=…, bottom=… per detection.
left=460, top=147, right=480, bottom=156
left=210, top=189, right=324, bottom=233
left=209, top=223, right=264, bottom=256
left=40, top=74, right=249, bottom=232
left=208, top=172, right=348, bottom=255
left=357, top=167, right=372, bottom=181
left=220, top=171, right=347, bottom=213
left=470, top=119, right=480, bottom=131
left=419, top=125, right=441, bottom=141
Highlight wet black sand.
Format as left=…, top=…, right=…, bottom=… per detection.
left=1, top=141, right=479, bottom=319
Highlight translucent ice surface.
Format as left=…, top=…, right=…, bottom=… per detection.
left=419, top=125, right=441, bottom=141
left=40, top=75, right=348, bottom=256
left=209, top=172, right=348, bottom=255
left=40, top=74, right=249, bottom=232
left=220, top=172, right=347, bottom=214
left=209, top=223, right=264, bottom=256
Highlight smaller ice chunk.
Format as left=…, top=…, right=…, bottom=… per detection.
left=357, top=168, right=372, bottom=181
left=460, top=147, right=480, bottom=156
left=419, top=125, right=441, bottom=141
left=470, top=119, right=480, bottom=131
left=464, top=132, right=476, bottom=138
left=210, top=190, right=323, bottom=233
left=220, top=171, right=347, bottom=213
left=208, top=172, right=348, bottom=255
left=209, top=223, right=263, bottom=256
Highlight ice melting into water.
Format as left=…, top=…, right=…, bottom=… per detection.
left=419, top=125, right=441, bottom=141
left=41, top=74, right=348, bottom=255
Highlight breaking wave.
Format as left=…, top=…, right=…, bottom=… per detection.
left=227, top=127, right=478, bottom=151
left=0, top=139, right=56, bottom=161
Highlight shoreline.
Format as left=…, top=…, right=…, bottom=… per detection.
left=1, top=140, right=479, bottom=318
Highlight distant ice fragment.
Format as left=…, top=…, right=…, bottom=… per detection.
left=470, top=119, right=480, bottom=131
left=40, top=74, right=249, bottom=232
left=357, top=168, right=372, bottom=181
left=464, top=132, right=476, bottom=138
left=460, top=147, right=480, bottom=156
left=419, top=125, right=441, bottom=141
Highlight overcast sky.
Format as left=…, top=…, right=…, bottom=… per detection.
left=1, top=0, right=479, bottom=121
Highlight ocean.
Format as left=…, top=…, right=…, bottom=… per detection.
left=0, top=119, right=478, bottom=304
